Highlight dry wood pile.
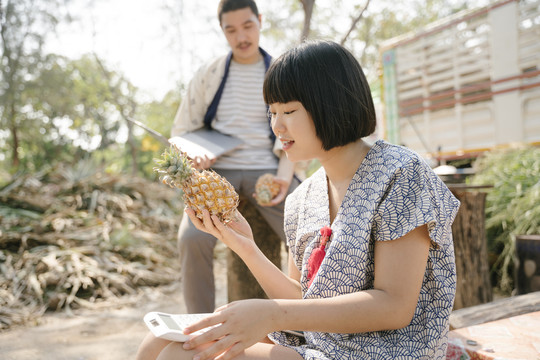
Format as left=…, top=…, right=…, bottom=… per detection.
left=0, top=163, right=183, bottom=330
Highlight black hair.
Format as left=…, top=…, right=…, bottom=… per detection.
left=218, top=0, right=259, bottom=24
left=263, top=40, right=376, bottom=151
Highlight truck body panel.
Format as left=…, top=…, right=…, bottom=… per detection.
left=381, top=0, right=540, bottom=161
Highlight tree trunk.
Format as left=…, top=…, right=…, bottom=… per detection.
left=450, top=187, right=493, bottom=309
left=125, top=115, right=138, bottom=176
left=9, top=103, right=19, bottom=169
left=227, top=197, right=282, bottom=302
left=300, top=0, right=315, bottom=41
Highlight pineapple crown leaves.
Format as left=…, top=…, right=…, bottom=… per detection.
left=153, top=145, right=193, bottom=188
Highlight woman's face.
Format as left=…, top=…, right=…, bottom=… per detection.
left=269, top=101, right=323, bottom=162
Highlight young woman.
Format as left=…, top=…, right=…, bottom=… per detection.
left=136, top=40, right=460, bottom=360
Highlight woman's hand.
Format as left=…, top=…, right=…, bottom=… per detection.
left=183, top=299, right=279, bottom=360
left=185, top=208, right=255, bottom=258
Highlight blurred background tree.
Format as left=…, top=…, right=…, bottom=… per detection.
left=263, top=0, right=480, bottom=84
left=1, top=0, right=488, bottom=181
left=0, top=0, right=181, bottom=179
left=1, top=0, right=74, bottom=171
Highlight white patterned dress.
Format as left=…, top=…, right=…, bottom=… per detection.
left=269, top=140, right=460, bottom=359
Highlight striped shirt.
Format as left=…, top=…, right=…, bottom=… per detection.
left=213, top=59, right=278, bottom=170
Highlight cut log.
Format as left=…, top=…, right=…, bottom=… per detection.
left=449, top=291, right=540, bottom=329
left=227, top=198, right=282, bottom=302
left=449, top=187, right=493, bottom=309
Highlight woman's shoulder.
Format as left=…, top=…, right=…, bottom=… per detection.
left=366, top=140, right=453, bottom=197
left=365, top=140, right=437, bottom=183
left=371, top=140, right=428, bottom=168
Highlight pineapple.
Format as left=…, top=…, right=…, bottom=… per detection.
left=154, top=145, right=239, bottom=223
left=254, top=173, right=280, bottom=204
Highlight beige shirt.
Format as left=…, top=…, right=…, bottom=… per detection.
left=213, top=59, right=277, bottom=169
left=170, top=54, right=282, bottom=161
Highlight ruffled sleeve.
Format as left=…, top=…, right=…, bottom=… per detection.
left=372, top=155, right=460, bottom=248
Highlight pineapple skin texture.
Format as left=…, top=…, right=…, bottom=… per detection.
left=183, top=170, right=239, bottom=223
left=154, top=146, right=239, bottom=223
left=254, top=173, right=280, bottom=204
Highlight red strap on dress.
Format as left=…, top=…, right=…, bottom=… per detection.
left=307, top=226, right=332, bottom=287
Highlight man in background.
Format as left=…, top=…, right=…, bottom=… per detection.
left=170, top=0, right=297, bottom=313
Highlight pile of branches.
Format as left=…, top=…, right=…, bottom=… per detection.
left=0, top=163, right=183, bottom=330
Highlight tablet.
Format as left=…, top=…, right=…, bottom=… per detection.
left=169, top=128, right=244, bottom=159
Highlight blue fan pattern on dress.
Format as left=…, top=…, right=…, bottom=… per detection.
left=269, top=140, right=460, bottom=360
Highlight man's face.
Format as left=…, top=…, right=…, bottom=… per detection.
left=220, top=7, right=262, bottom=64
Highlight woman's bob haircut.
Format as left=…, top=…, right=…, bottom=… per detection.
left=263, top=40, right=376, bottom=151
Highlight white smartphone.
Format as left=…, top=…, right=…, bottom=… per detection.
left=143, top=312, right=214, bottom=342
left=144, top=311, right=305, bottom=342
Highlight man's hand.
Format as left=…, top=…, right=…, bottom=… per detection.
left=255, top=176, right=290, bottom=207
left=191, top=155, right=216, bottom=170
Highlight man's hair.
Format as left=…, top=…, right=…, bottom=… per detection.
left=218, top=0, right=259, bottom=24
left=263, top=40, right=376, bottom=151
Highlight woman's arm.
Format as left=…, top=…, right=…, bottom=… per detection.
left=185, top=209, right=302, bottom=299
left=182, top=224, right=431, bottom=360
left=275, top=224, right=431, bottom=333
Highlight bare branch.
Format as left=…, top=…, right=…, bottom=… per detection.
left=0, top=0, right=4, bottom=33
left=340, top=0, right=371, bottom=46
left=93, top=54, right=139, bottom=176
left=299, top=0, right=315, bottom=42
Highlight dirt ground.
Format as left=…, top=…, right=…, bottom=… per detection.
left=0, top=246, right=229, bottom=360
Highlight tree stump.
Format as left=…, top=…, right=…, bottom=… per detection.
left=449, top=186, right=493, bottom=309
left=227, top=197, right=282, bottom=302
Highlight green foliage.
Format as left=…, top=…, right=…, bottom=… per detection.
left=141, top=89, right=182, bottom=138
left=0, top=44, right=179, bottom=178
left=0, top=0, right=74, bottom=168
left=0, top=0, right=171, bottom=176
left=134, top=89, right=182, bottom=176
left=468, top=145, right=540, bottom=293
left=0, top=0, right=492, bottom=181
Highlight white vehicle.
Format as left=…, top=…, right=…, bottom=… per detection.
left=380, top=0, right=540, bottom=163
